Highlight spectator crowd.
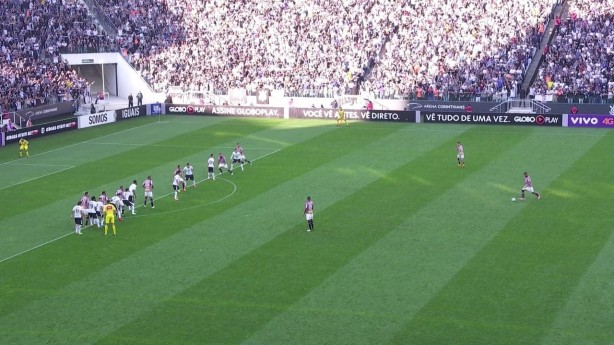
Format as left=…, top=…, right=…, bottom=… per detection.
left=531, top=0, right=614, bottom=103
left=0, top=0, right=115, bottom=114
left=1, top=0, right=613, bottom=114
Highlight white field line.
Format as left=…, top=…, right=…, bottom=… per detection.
left=95, top=142, right=276, bottom=150
left=0, top=121, right=161, bottom=167
left=3, top=163, right=74, bottom=167
left=0, top=166, right=76, bottom=191
left=0, top=148, right=282, bottom=264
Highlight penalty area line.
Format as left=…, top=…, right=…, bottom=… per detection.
left=0, top=165, right=76, bottom=191
left=0, top=147, right=283, bottom=264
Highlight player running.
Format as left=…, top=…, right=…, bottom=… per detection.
left=235, top=143, right=252, bottom=165
left=173, top=165, right=186, bottom=191
left=230, top=149, right=244, bottom=171
left=520, top=172, right=541, bottom=200
left=218, top=153, right=233, bottom=175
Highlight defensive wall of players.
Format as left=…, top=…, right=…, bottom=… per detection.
left=2, top=101, right=614, bottom=147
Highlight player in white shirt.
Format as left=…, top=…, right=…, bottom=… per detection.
left=87, top=196, right=99, bottom=227
left=183, top=163, right=196, bottom=188
left=207, top=154, right=216, bottom=180
left=122, top=189, right=135, bottom=215
left=111, top=194, right=123, bottom=221
left=71, top=201, right=85, bottom=235
left=173, top=172, right=185, bottom=200
left=94, top=196, right=103, bottom=228
left=230, top=149, right=244, bottom=171
left=128, top=180, right=137, bottom=209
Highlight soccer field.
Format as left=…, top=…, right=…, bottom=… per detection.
left=0, top=115, right=613, bottom=344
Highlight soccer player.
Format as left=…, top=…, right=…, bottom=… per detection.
left=129, top=179, right=137, bottom=208
left=99, top=191, right=109, bottom=205
left=230, top=149, right=244, bottom=171
left=207, top=154, right=216, bottom=180
left=172, top=171, right=185, bottom=200
left=122, top=187, right=135, bottom=215
left=218, top=152, right=233, bottom=175
left=456, top=141, right=465, bottom=168
left=111, top=193, right=123, bottom=221
left=94, top=196, right=103, bottom=228
left=80, top=192, right=90, bottom=225
left=103, top=200, right=118, bottom=236
left=236, top=143, right=252, bottom=165
left=304, top=196, right=314, bottom=232
left=520, top=172, right=541, bottom=200
left=183, top=163, right=196, bottom=188
left=18, top=138, right=29, bottom=158
left=173, top=165, right=186, bottom=191
left=143, top=176, right=155, bottom=208
left=87, top=196, right=99, bottom=227
left=71, top=201, right=85, bottom=235
left=337, top=107, right=348, bottom=126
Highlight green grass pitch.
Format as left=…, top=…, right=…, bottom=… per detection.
left=0, top=115, right=613, bottom=344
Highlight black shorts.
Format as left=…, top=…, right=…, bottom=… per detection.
left=74, top=218, right=82, bottom=225
left=173, top=185, right=179, bottom=191
left=232, top=159, right=241, bottom=163
left=186, top=174, right=194, bottom=181
left=129, top=195, right=135, bottom=203
left=96, top=211, right=102, bottom=217
left=208, top=167, right=214, bottom=173
left=122, top=200, right=132, bottom=206
left=89, top=212, right=97, bottom=219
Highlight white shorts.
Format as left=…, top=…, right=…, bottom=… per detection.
left=457, top=154, right=464, bottom=159
left=144, top=191, right=153, bottom=198
left=218, top=163, right=228, bottom=169
left=305, top=213, right=313, bottom=221
left=522, top=186, right=534, bottom=193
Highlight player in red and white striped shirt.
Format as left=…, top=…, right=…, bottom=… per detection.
left=520, top=172, right=541, bottom=200
left=142, top=176, right=155, bottom=208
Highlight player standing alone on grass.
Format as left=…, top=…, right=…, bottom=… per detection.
left=207, top=154, right=216, bottom=180
left=520, top=172, right=541, bottom=200
left=304, top=196, right=314, bottom=232
left=456, top=141, right=465, bottom=168
left=143, top=176, right=155, bottom=208
left=18, top=138, right=29, bottom=158
left=183, top=163, right=196, bottom=188
left=337, top=107, right=348, bottom=126
left=71, top=201, right=85, bottom=235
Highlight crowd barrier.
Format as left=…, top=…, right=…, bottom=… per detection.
left=2, top=104, right=614, bottom=148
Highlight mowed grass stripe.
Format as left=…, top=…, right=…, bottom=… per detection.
left=0, top=117, right=229, bottom=219
left=94, top=127, right=500, bottom=344
left=90, top=124, right=442, bottom=345
left=389, top=130, right=610, bottom=344
left=540, top=132, right=614, bottom=345
left=241, top=126, right=537, bottom=344
left=0, top=122, right=399, bottom=344
left=0, top=118, right=279, bottom=265
left=0, top=118, right=326, bottom=316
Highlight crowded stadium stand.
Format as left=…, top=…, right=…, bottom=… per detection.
left=531, top=0, right=614, bottom=103
left=0, top=0, right=612, bottom=122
